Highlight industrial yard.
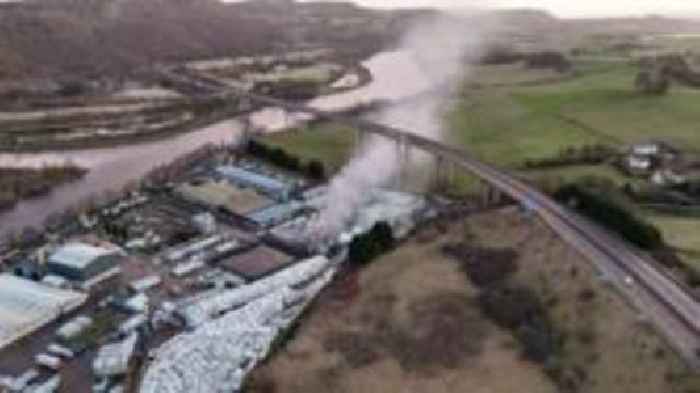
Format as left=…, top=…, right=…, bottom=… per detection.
left=0, top=141, right=436, bottom=393
left=4, top=0, right=700, bottom=392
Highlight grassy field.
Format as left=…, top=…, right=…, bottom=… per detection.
left=263, top=60, right=700, bottom=270
left=646, top=213, right=700, bottom=269
left=449, top=63, right=700, bottom=169
left=449, top=61, right=700, bottom=260
left=265, top=61, right=700, bottom=190
left=263, top=122, right=356, bottom=173
left=249, top=209, right=700, bottom=393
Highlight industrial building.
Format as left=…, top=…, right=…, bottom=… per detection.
left=219, top=246, right=294, bottom=281
left=350, top=190, right=432, bottom=239
left=246, top=200, right=305, bottom=228
left=216, top=166, right=295, bottom=201
left=0, top=275, right=87, bottom=350
left=47, top=243, right=122, bottom=283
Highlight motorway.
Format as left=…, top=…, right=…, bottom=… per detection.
left=152, top=69, right=700, bottom=367
left=223, top=89, right=700, bottom=368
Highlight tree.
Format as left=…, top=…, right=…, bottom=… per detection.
left=636, top=70, right=670, bottom=95
left=554, top=184, right=663, bottom=249
left=524, top=51, right=572, bottom=73
left=517, top=322, right=557, bottom=363
left=348, top=221, right=394, bottom=265
left=371, top=221, right=395, bottom=250
left=306, top=159, right=326, bottom=180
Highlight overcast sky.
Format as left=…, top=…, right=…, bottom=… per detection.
left=298, top=0, right=700, bottom=18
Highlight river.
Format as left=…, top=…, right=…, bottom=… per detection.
left=0, top=50, right=432, bottom=237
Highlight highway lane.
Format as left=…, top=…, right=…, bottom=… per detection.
left=158, top=70, right=700, bottom=368
left=228, top=91, right=700, bottom=367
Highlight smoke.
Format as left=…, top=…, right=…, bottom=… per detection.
left=311, top=11, right=497, bottom=238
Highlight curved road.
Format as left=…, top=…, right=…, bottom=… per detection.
left=217, top=89, right=700, bottom=368
left=100, top=68, right=700, bottom=367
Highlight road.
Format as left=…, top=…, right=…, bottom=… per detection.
left=208, top=89, right=700, bottom=368
left=105, top=69, right=700, bottom=367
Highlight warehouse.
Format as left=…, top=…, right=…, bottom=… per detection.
left=47, top=243, right=123, bottom=283
left=216, top=166, right=295, bottom=201
left=246, top=200, right=305, bottom=228
left=305, top=188, right=432, bottom=240
left=0, top=275, right=87, bottom=350
left=218, top=246, right=294, bottom=281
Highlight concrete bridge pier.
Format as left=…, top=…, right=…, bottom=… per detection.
left=480, top=183, right=506, bottom=208
left=283, top=110, right=292, bottom=129
left=240, top=117, right=252, bottom=148
left=238, top=96, right=253, bottom=112
left=433, top=155, right=455, bottom=192
left=396, top=135, right=412, bottom=190
left=354, top=129, right=369, bottom=153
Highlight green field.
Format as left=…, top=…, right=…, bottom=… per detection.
left=647, top=213, right=700, bottom=268
left=262, top=60, right=700, bottom=181
left=263, top=60, right=700, bottom=270
left=263, top=122, right=356, bottom=173
left=451, top=62, right=700, bottom=272
left=450, top=64, right=700, bottom=168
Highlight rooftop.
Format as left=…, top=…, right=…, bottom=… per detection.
left=48, top=242, right=117, bottom=270
left=0, top=275, right=87, bottom=350
left=216, top=166, right=293, bottom=196
left=219, top=246, right=294, bottom=281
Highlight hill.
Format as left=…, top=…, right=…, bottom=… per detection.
left=0, top=0, right=413, bottom=79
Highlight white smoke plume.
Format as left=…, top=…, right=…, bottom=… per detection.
left=311, top=11, right=498, bottom=238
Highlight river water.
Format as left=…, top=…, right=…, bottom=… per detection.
left=0, top=50, right=432, bottom=237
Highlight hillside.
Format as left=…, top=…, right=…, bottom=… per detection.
left=0, top=0, right=411, bottom=79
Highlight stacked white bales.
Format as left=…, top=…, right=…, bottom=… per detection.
left=93, top=333, right=140, bottom=376
left=178, top=255, right=331, bottom=328
left=140, top=255, right=337, bottom=393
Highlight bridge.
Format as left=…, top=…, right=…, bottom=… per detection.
left=160, top=69, right=700, bottom=368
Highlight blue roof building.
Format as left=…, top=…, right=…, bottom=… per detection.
left=216, top=166, right=294, bottom=201
left=247, top=201, right=304, bottom=228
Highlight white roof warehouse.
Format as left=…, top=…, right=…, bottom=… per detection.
left=0, top=275, right=87, bottom=350
left=47, top=242, right=122, bottom=283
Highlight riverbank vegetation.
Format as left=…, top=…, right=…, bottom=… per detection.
left=0, top=164, right=87, bottom=211
left=247, top=139, right=327, bottom=181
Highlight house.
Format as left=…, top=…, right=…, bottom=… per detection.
left=630, top=140, right=679, bottom=161
left=627, top=155, right=652, bottom=171
left=631, top=142, right=660, bottom=156
left=651, top=169, right=688, bottom=186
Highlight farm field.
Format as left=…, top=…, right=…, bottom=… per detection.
left=262, top=58, right=700, bottom=275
